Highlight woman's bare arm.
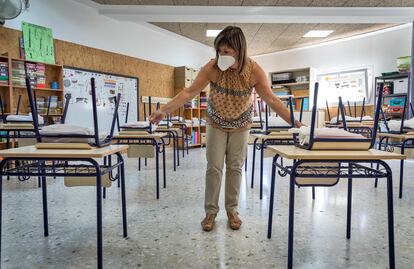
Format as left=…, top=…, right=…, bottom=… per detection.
left=251, top=63, right=301, bottom=128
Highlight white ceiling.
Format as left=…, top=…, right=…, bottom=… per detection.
left=93, top=0, right=414, bottom=6
left=89, top=0, right=414, bottom=55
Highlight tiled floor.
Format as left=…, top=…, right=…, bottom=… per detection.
left=1, top=147, right=413, bottom=268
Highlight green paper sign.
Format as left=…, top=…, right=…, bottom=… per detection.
left=22, top=22, right=55, bottom=64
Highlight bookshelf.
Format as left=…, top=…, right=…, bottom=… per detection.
left=0, top=53, right=64, bottom=124
left=270, top=67, right=316, bottom=112
left=174, top=66, right=208, bottom=148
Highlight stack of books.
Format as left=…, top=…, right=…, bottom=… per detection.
left=0, top=62, right=8, bottom=85
left=192, top=96, right=199, bottom=108
left=200, top=95, right=208, bottom=108
left=294, top=97, right=309, bottom=111
left=272, top=86, right=291, bottom=97
left=11, top=61, right=26, bottom=87
left=191, top=130, right=199, bottom=145
left=35, top=63, right=46, bottom=88
left=26, top=63, right=46, bottom=88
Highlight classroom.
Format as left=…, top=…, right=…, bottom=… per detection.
left=0, top=0, right=413, bottom=268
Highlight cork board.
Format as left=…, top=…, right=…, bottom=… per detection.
left=0, top=27, right=175, bottom=119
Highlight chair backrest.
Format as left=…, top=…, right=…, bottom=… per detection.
left=60, top=93, right=72, bottom=124
left=0, top=95, right=6, bottom=123
left=27, top=77, right=121, bottom=147
left=121, top=96, right=154, bottom=133
left=15, top=95, right=22, bottom=115
left=382, top=93, right=408, bottom=134
left=295, top=82, right=383, bottom=150
left=325, top=100, right=331, bottom=121
left=265, top=96, right=295, bottom=133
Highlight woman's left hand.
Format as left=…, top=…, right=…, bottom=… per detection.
left=294, top=120, right=305, bottom=128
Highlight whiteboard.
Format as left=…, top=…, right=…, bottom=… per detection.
left=63, top=67, right=138, bottom=134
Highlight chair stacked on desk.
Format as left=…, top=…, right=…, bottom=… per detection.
left=114, top=95, right=168, bottom=199
left=266, top=82, right=404, bottom=269
left=375, top=92, right=414, bottom=198
left=0, top=77, right=127, bottom=269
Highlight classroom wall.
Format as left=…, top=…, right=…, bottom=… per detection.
left=3, top=0, right=213, bottom=69
left=253, top=24, right=412, bottom=80
left=0, top=26, right=175, bottom=119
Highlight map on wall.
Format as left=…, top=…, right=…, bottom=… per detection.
left=63, top=67, right=138, bottom=134
left=22, top=22, right=55, bottom=64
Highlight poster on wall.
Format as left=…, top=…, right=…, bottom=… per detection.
left=317, top=68, right=372, bottom=108
left=22, top=22, right=55, bottom=64
left=63, top=67, right=138, bottom=134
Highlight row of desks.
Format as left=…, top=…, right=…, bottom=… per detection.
left=0, top=124, right=409, bottom=268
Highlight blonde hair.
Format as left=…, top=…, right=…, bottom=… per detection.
left=214, top=26, right=247, bottom=74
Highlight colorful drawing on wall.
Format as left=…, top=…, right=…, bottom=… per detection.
left=22, top=22, right=55, bottom=64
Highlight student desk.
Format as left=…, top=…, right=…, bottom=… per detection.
left=249, top=132, right=294, bottom=199
left=266, top=145, right=404, bottom=269
left=0, top=123, right=40, bottom=183
left=155, top=126, right=181, bottom=170
left=324, top=121, right=375, bottom=127
left=112, top=132, right=167, bottom=199
left=0, top=144, right=128, bottom=269
left=0, top=123, right=38, bottom=143
left=171, top=122, right=191, bottom=157
left=376, top=132, right=414, bottom=198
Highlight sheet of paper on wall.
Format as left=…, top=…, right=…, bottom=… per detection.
left=22, top=22, right=55, bottom=64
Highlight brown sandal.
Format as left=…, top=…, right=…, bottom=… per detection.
left=227, top=212, right=242, bottom=230
left=201, top=213, right=216, bottom=232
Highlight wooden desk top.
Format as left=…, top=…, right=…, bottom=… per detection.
left=250, top=132, right=293, bottom=140
left=155, top=127, right=181, bottom=132
left=267, top=145, right=405, bottom=160
left=0, top=145, right=128, bottom=158
left=325, top=122, right=374, bottom=128
left=0, top=123, right=35, bottom=130
left=172, top=122, right=191, bottom=126
left=377, top=132, right=414, bottom=139
left=113, top=132, right=166, bottom=139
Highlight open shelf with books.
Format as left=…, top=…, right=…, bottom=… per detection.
left=174, top=66, right=209, bottom=148
left=0, top=53, right=64, bottom=125
left=270, top=67, right=316, bottom=112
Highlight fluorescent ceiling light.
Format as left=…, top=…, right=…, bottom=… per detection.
left=206, top=29, right=222, bottom=37
left=303, top=30, right=334, bottom=38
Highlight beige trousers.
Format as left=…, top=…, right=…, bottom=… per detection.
left=204, top=125, right=249, bottom=214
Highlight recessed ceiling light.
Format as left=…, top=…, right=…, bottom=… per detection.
left=206, top=29, right=222, bottom=37
left=303, top=30, right=334, bottom=38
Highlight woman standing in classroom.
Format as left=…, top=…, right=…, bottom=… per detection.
left=150, top=26, right=301, bottom=232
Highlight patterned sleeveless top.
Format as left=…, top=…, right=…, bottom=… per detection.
left=207, top=58, right=255, bottom=132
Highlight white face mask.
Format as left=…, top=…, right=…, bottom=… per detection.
left=217, top=55, right=236, bottom=71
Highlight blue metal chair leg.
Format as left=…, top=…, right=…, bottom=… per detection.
left=346, top=164, right=353, bottom=239
left=260, top=142, right=264, bottom=200
left=267, top=155, right=277, bottom=239
left=251, top=138, right=258, bottom=189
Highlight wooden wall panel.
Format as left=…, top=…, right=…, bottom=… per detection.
left=0, top=26, right=175, bottom=120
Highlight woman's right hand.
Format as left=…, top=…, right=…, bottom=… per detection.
left=149, top=110, right=166, bottom=125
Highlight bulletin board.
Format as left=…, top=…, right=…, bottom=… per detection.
left=63, top=66, right=138, bottom=134
left=317, top=68, right=372, bottom=108
left=22, top=22, right=55, bottom=64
